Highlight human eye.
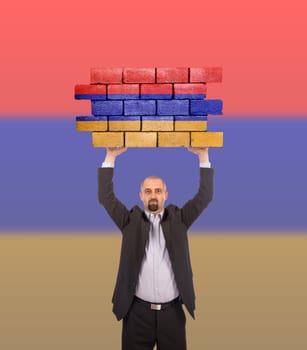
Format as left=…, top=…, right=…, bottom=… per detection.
left=155, top=189, right=162, bottom=194
left=145, top=189, right=151, bottom=194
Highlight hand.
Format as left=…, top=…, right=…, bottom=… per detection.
left=104, top=147, right=127, bottom=163
left=187, top=147, right=209, bottom=163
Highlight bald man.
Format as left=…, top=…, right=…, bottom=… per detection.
left=98, top=147, right=214, bottom=350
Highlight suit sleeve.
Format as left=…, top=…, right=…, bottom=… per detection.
left=180, top=167, right=214, bottom=228
left=98, top=167, right=130, bottom=231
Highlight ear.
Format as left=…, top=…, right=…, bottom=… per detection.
left=139, top=191, right=143, bottom=201
left=164, top=191, right=169, bottom=201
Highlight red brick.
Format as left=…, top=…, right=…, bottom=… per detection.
left=108, top=84, right=139, bottom=94
left=90, top=68, right=123, bottom=84
left=157, top=68, right=189, bottom=83
left=189, top=67, right=222, bottom=83
left=75, top=84, right=106, bottom=95
left=140, top=84, right=173, bottom=95
left=123, top=68, right=155, bottom=83
left=174, top=83, right=207, bottom=95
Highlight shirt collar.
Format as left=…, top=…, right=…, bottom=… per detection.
left=145, top=209, right=164, bottom=220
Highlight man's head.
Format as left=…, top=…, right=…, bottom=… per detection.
left=139, top=176, right=168, bottom=214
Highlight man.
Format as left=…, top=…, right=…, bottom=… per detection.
left=98, top=147, right=214, bottom=350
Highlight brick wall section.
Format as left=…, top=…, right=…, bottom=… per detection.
left=75, top=67, right=223, bottom=148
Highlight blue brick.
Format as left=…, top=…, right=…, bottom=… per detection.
left=76, top=116, right=107, bottom=121
left=190, top=100, right=223, bottom=115
left=174, top=115, right=208, bottom=121
left=142, top=116, right=173, bottom=121
left=141, top=94, right=173, bottom=100
left=108, top=94, right=139, bottom=100
left=108, top=116, right=140, bottom=121
left=92, top=101, right=123, bottom=116
left=124, top=100, right=156, bottom=115
left=75, top=94, right=106, bottom=100
left=174, top=94, right=206, bottom=100
left=157, top=100, right=189, bottom=115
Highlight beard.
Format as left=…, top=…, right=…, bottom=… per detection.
left=148, top=200, right=159, bottom=212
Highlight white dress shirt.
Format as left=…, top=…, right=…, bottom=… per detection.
left=135, top=211, right=179, bottom=303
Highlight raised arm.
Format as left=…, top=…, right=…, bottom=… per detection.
left=98, top=147, right=130, bottom=231
left=103, top=147, right=127, bottom=164
left=187, top=147, right=210, bottom=163
left=181, top=147, right=214, bottom=228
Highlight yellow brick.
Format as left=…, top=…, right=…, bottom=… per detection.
left=158, top=132, right=190, bottom=147
left=191, top=132, right=224, bottom=147
left=109, top=120, right=141, bottom=131
left=174, top=120, right=207, bottom=131
left=92, top=132, right=124, bottom=147
left=142, top=120, right=173, bottom=131
left=76, top=121, right=107, bottom=132
left=125, top=132, right=157, bottom=147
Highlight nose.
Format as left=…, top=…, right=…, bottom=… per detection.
left=150, top=193, right=157, bottom=200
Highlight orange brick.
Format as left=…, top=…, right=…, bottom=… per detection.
left=142, top=120, right=173, bottom=131
left=174, top=120, right=207, bottom=131
left=125, top=132, right=157, bottom=147
left=92, top=132, right=124, bottom=147
left=76, top=121, right=107, bottom=132
left=109, top=120, right=141, bottom=131
left=158, top=132, right=190, bottom=147
left=191, top=132, right=224, bottom=147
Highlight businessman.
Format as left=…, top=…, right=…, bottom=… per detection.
left=98, top=147, right=214, bottom=350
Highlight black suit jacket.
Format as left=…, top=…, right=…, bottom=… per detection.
left=98, top=167, right=214, bottom=320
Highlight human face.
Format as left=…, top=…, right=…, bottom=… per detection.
left=139, top=177, right=168, bottom=214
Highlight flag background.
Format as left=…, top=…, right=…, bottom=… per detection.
left=0, top=0, right=307, bottom=349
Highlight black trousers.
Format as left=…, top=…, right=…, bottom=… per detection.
left=122, top=297, right=187, bottom=350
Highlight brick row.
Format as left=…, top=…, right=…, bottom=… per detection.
left=75, top=83, right=207, bottom=100
left=90, top=67, right=222, bottom=84
left=92, top=131, right=223, bottom=148
left=76, top=116, right=208, bottom=121
left=76, top=116, right=208, bottom=132
left=91, top=100, right=222, bottom=116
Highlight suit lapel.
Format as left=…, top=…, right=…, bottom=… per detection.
left=161, top=210, right=175, bottom=261
left=139, top=214, right=150, bottom=254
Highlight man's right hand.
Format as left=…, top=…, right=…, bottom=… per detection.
left=104, top=147, right=127, bottom=163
